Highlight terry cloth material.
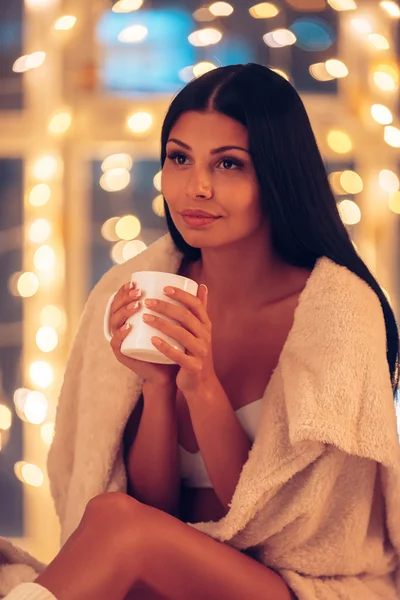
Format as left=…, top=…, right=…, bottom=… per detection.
left=0, top=539, right=46, bottom=598
left=47, top=233, right=400, bottom=600
left=2, top=583, right=56, bottom=600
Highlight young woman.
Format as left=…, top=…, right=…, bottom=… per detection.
left=5, top=63, right=400, bottom=600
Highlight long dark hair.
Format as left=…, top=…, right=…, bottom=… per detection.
left=160, top=63, right=399, bottom=398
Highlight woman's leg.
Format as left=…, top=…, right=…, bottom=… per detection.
left=36, top=492, right=294, bottom=600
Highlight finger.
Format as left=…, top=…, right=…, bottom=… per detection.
left=110, top=300, right=140, bottom=335
left=151, top=337, right=202, bottom=370
left=143, top=299, right=205, bottom=339
left=142, top=314, right=207, bottom=358
left=111, top=281, right=142, bottom=316
left=163, top=287, right=210, bottom=325
left=197, top=284, right=208, bottom=309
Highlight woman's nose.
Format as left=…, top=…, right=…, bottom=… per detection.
left=185, top=168, right=213, bottom=199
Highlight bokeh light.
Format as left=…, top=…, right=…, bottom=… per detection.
left=17, top=272, right=39, bottom=297
left=0, top=405, right=12, bottom=431
left=379, top=170, right=400, bottom=193
left=327, top=130, right=353, bottom=154
left=388, top=191, right=400, bottom=213
left=118, top=25, right=148, bottom=43
left=152, top=194, right=166, bottom=217
left=41, top=422, right=55, bottom=446
left=328, top=0, right=357, bottom=9
left=209, top=2, right=234, bottom=16
left=371, top=104, right=393, bottom=125
left=380, top=1, right=400, bottom=17
left=54, top=16, right=77, bottom=31
left=23, top=391, right=48, bottom=425
left=34, top=245, right=56, bottom=271
left=290, top=18, right=335, bottom=51
left=29, top=184, right=51, bottom=207
left=193, top=61, right=217, bottom=77
left=337, top=199, right=361, bottom=225
left=115, top=215, right=141, bottom=240
left=48, top=112, right=72, bottom=134
left=263, top=29, right=296, bottom=48
left=384, top=126, right=400, bottom=147
left=100, top=168, right=130, bottom=192
left=340, top=171, right=363, bottom=194
left=368, top=34, right=390, bottom=50
left=28, top=219, right=52, bottom=243
left=188, top=28, right=222, bottom=46
left=127, top=112, right=153, bottom=133
left=122, top=240, right=147, bottom=261
left=101, top=154, right=132, bottom=172
left=29, top=361, right=54, bottom=388
left=112, top=0, right=143, bottom=12
left=14, top=462, right=44, bottom=488
left=40, top=305, right=66, bottom=332
left=325, top=59, right=348, bottom=78
left=32, top=155, right=58, bottom=180
left=249, top=3, right=279, bottom=18
left=36, top=326, right=59, bottom=352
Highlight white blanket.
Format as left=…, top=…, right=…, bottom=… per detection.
left=3, top=233, right=399, bottom=599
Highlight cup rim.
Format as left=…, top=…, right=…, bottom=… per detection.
left=132, top=270, right=197, bottom=284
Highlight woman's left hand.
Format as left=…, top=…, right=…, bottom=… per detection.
left=142, top=284, right=217, bottom=397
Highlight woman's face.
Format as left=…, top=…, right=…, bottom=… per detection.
left=161, top=110, right=265, bottom=250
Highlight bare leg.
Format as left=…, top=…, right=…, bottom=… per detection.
left=36, top=492, right=294, bottom=600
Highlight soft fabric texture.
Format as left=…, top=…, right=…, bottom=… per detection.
left=2, top=583, right=55, bottom=600
left=45, top=233, right=400, bottom=599
left=0, top=539, right=46, bottom=598
left=180, top=397, right=264, bottom=488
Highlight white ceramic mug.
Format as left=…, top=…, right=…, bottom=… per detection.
left=103, top=271, right=199, bottom=364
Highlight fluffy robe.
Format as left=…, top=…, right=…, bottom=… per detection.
left=2, top=233, right=399, bottom=599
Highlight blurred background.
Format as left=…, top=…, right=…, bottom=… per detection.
left=0, top=0, right=399, bottom=564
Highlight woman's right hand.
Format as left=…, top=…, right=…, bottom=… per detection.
left=109, top=281, right=177, bottom=388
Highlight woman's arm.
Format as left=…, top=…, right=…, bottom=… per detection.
left=124, top=381, right=181, bottom=517
left=185, top=378, right=253, bottom=511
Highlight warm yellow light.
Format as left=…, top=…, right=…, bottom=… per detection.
left=25, top=0, right=58, bottom=8
left=34, top=245, right=56, bottom=272
left=0, top=405, right=12, bottom=431
left=127, top=112, right=153, bottom=133
left=329, top=172, right=346, bottom=195
left=380, top=1, right=400, bottom=17
left=249, top=2, right=279, bottom=17
left=379, top=170, right=400, bottom=193
left=370, top=104, right=393, bottom=125
left=115, top=215, right=141, bottom=240
left=209, top=2, right=234, bottom=16
left=36, top=326, right=59, bottom=352
left=101, top=217, right=120, bottom=242
left=188, top=28, right=222, bottom=46
left=17, top=463, right=44, bottom=488
left=192, top=7, right=216, bottom=22
left=101, top=154, right=132, bottom=172
left=23, top=391, right=48, bottom=425
left=29, top=361, right=54, bottom=388
left=100, top=168, right=131, bottom=192
left=110, top=241, right=127, bottom=265
left=350, top=17, right=372, bottom=34
left=153, top=171, right=162, bottom=192
left=41, top=422, right=55, bottom=446
left=112, top=0, right=143, bottom=12
left=263, top=29, right=297, bottom=48
left=325, top=59, right=348, bottom=78
left=32, top=155, right=58, bottom=180
left=54, top=15, right=77, bottom=30
left=13, top=388, right=30, bottom=414
left=193, top=61, right=217, bottom=77
left=388, top=191, right=400, bottom=213
left=270, top=68, right=290, bottom=81
left=368, top=34, right=390, bottom=50
left=309, top=63, right=335, bottom=81
left=328, top=0, right=357, bottom=9
left=384, top=125, right=400, bottom=147
left=29, top=183, right=51, bottom=207
left=373, top=65, right=399, bottom=91
left=13, top=52, right=46, bottom=72
left=118, top=25, right=148, bottom=43
left=122, top=240, right=147, bottom=261
left=340, top=171, right=363, bottom=194
left=48, top=112, right=72, bottom=134
left=152, top=194, right=166, bottom=217
left=338, top=199, right=361, bottom=225
left=28, top=218, right=52, bottom=243
left=17, top=272, right=39, bottom=297
left=40, top=305, right=66, bottom=331
left=327, top=131, right=352, bottom=154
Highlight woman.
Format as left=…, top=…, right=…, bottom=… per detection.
left=5, top=63, right=400, bottom=600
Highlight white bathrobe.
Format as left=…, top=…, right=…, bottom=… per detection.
left=2, top=233, right=400, bottom=599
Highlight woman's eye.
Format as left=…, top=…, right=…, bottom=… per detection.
left=168, top=153, right=188, bottom=165
left=219, top=158, right=242, bottom=170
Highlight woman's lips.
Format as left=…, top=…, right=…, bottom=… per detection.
left=181, top=214, right=221, bottom=228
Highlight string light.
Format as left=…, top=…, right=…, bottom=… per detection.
left=325, top=59, right=349, bottom=78
left=54, top=16, right=77, bottom=31
left=14, top=462, right=44, bottom=488
left=23, top=391, right=48, bottom=425
left=112, top=0, right=143, bottom=12
left=100, top=168, right=130, bottom=192
left=209, top=2, right=234, bottom=16
left=13, top=52, right=46, bottom=73
left=263, top=29, right=296, bottom=48
left=40, top=422, right=55, bottom=446
left=153, top=171, right=162, bottom=192
left=372, top=65, right=399, bottom=91
left=309, top=63, right=335, bottom=81
left=29, top=361, right=54, bottom=388
left=389, top=192, right=400, bottom=213
left=188, top=28, right=222, bottom=46
left=367, top=34, right=390, bottom=50
left=0, top=405, right=12, bottom=431
left=379, top=170, right=400, bottom=193
left=101, top=154, right=133, bottom=172
left=36, top=326, right=59, bottom=352
left=338, top=199, right=361, bottom=225
left=32, top=155, right=58, bottom=180
left=48, top=112, right=72, bottom=134
left=327, top=130, right=353, bottom=153
left=340, top=170, right=363, bottom=194
left=350, top=18, right=372, bottom=34
left=122, top=240, right=147, bottom=260
left=29, top=183, right=51, bottom=206
left=328, top=0, right=357, bottom=10
left=33, top=245, right=56, bottom=271
left=249, top=3, right=279, bottom=18
left=380, top=1, right=400, bottom=17
left=40, top=305, right=66, bottom=331
left=28, top=218, right=52, bottom=243
left=115, top=215, right=141, bottom=240
left=370, top=104, right=393, bottom=125
left=152, top=194, right=165, bottom=217
left=384, top=125, right=400, bottom=147
left=118, top=25, right=148, bottom=43
left=101, top=217, right=121, bottom=242
left=127, top=112, right=153, bottom=133
left=193, top=61, right=217, bottom=77
left=17, top=272, right=39, bottom=297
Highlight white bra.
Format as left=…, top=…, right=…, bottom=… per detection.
left=179, top=397, right=264, bottom=489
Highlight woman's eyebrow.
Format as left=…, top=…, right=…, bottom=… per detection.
left=167, top=138, right=250, bottom=154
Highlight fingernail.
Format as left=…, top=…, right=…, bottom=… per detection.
left=129, top=288, right=141, bottom=298
left=201, top=284, right=208, bottom=294
left=145, top=299, right=157, bottom=307
left=122, top=322, right=131, bottom=331
left=127, top=301, right=139, bottom=310
left=129, top=281, right=134, bottom=289
left=164, top=286, right=175, bottom=295
left=143, top=314, right=155, bottom=322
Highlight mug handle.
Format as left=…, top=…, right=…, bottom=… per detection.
left=103, top=291, right=118, bottom=342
